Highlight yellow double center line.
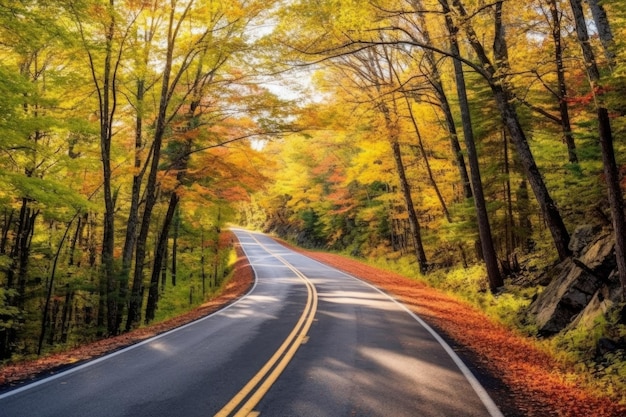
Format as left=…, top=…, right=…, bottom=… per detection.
left=214, top=235, right=318, bottom=417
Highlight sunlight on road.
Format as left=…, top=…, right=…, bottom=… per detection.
left=220, top=294, right=282, bottom=319
left=146, top=341, right=173, bottom=354
left=319, top=290, right=400, bottom=312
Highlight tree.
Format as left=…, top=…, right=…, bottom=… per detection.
left=127, top=0, right=199, bottom=329
left=569, top=0, right=626, bottom=297
left=403, top=0, right=472, bottom=200
left=443, top=0, right=571, bottom=260
left=547, top=0, right=578, bottom=163
left=438, top=0, right=503, bottom=290
left=585, top=0, right=616, bottom=66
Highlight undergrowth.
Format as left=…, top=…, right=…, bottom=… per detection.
left=153, top=246, right=237, bottom=324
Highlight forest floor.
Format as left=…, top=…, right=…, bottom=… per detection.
left=1, top=237, right=625, bottom=416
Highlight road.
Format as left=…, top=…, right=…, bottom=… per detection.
left=0, top=229, right=503, bottom=417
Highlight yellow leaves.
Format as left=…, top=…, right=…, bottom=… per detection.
left=347, top=138, right=394, bottom=185
left=332, top=0, right=373, bottom=32
left=275, top=0, right=384, bottom=56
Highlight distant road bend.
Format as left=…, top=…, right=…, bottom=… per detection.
left=0, top=229, right=504, bottom=417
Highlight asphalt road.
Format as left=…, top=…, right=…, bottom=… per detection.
left=0, top=229, right=504, bottom=417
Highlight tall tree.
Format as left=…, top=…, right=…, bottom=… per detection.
left=404, top=0, right=473, bottom=200
left=569, top=0, right=626, bottom=297
left=444, top=0, right=571, bottom=260
left=439, top=0, right=503, bottom=290
left=70, top=0, right=137, bottom=335
left=127, top=0, right=197, bottom=329
left=585, top=0, right=616, bottom=66
left=546, top=0, right=578, bottom=163
left=116, top=0, right=161, bottom=333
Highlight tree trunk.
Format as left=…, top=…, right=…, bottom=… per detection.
left=161, top=242, right=168, bottom=290
left=548, top=0, right=577, bottom=163
left=0, top=209, right=14, bottom=254
left=447, top=0, right=571, bottom=260
left=145, top=192, right=179, bottom=323
left=127, top=4, right=179, bottom=330
left=503, top=129, right=515, bottom=256
left=60, top=284, right=74, bottom=344
left=442, top=3, right=503, bottom=290
left=584, top=0, right=615, bottom=66
left=390, top=139, right=428, bottom=274
left=38, top=219, right=73, bottom=355
left=496, top=85, right=571, bottom=259
left=116, top=78, right=147, bottom=332
left=68, top=214, right=83, bottom=266
left=8, top=199, right=39, bottom=308
left=569, top=0, right=601, bottom=81
left=597, top=109, right=626, bottom=296
left=145, top=129, right=191, bottom=322
left=99, top=0, right=118, bottom=337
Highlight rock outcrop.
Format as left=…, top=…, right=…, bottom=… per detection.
left=527, top=226, right=623, bottom=336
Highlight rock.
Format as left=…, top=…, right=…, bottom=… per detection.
left=568, top=275, right=623, bottom=331
left=579, top=231, right=616, bottom=276
left=527, top=232, right=617, bottom=336
left=568, top=224, right=603, bottom=256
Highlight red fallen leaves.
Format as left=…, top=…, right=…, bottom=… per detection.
left=301, top=250, right=626, bottom=417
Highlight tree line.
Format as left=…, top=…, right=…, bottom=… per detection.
left=246, top=0, right=626, bottom=294
left=0, top=0, right=283, bottom=360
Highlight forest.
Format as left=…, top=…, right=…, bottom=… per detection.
left=1, top=0, right=625, bottom=392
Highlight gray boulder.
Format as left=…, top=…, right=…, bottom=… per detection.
left=568, top=274, right=623, bottom=331
left=568, top=224, right=602, bottom=256
left=528, top=231, right=616, bottom=335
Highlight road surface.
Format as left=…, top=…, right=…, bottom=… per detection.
left=0, top=229, right=503, bottom=417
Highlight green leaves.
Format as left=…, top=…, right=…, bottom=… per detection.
left=0, top=171, right=94, bottom=220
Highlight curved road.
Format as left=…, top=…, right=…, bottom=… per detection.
left=0, top=229, right=503, bottom=417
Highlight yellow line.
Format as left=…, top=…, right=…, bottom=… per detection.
left=234, top=274, right=317, bottom=417
left=214, top=233, right=318, bottom=417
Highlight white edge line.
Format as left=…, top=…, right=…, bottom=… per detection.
left=0, top=232, right=259, bottom=401
left=281, top=245, right=505, bottom=417
left=379, top=289, right=504, bottom=417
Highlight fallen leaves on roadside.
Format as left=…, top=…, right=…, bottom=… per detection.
left=301, top=250, right=626, bottom=417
